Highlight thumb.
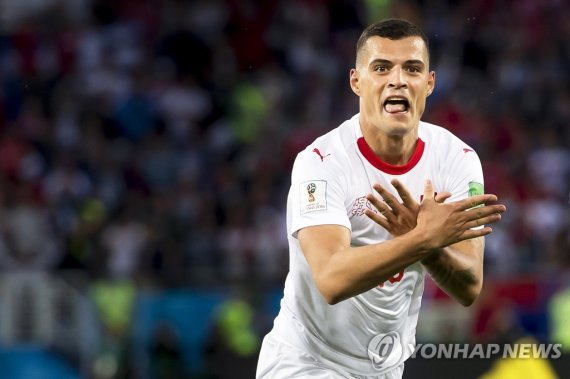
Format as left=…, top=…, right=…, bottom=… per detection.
left=435, top=191, right=452, bottom=203
left=422, top=180, right=435, bottom=202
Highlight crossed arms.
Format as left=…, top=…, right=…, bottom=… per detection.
left=298, top=180, right=506, bottom=306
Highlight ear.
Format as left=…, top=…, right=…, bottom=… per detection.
left=350, top=68, right=361, bottom=96
left=426, top=70, right=436, bottom=97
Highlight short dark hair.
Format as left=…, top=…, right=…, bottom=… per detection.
left=356, top=18, right=429, bottom=65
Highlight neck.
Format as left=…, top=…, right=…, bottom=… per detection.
left=361, top=128, right=419, bottom=166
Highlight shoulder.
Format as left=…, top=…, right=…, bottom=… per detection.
left=294, top=117, right=355, bottom=169
left=419, top=122, right=484, bottom=200
left=419, top=121, right=479, bottom=161
left=419, top=121, right=469, bottom=148
left=419, top=120, right=484, bottom=188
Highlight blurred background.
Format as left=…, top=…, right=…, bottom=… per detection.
left=0, top=0, right=569, bottom=378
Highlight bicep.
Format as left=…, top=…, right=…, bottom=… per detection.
left=298, top=224, right=351, bottom=273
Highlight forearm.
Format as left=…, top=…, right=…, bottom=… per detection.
left=298, top=225, right=430, bottom=304
left=421, top=238, right=484, bottom=306
left=303, top=227, right=431, bottom=305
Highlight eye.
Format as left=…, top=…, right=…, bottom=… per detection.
left=406, top=66, right=421, bottom=73
left=375, top=65, right=388, bottom=73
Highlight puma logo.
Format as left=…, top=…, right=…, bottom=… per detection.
left=313, top=148, right=331, bottom=162
left=463, top=148, right=474, bottom=153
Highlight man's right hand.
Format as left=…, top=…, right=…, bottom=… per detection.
left=365, top=179, right=452, bottom=237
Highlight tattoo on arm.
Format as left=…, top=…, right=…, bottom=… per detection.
left=422, top=252, right=477, bottom=288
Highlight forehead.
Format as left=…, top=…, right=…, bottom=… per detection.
left=361, top=36, right=428, bottom=64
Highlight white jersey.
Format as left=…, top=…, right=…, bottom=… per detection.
left=269, top=113, right=484, bottom=376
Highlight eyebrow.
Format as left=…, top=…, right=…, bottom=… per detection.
left=369, top=59, right=426, bottom=68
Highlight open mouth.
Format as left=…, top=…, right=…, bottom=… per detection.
left=383, top=97, right=410, bottom=114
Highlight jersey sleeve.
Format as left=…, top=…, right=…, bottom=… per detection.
left=443, top=145, right=485, bottom=203
left=289, top=148, right=351, bottom=238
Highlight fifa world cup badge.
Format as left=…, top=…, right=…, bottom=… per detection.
left=307, top=183, right=316, bottom=202
left=300, top=180, right=327, bottom=214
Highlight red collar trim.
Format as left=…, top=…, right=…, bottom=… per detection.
left=357, top=137, right=425, bottom=175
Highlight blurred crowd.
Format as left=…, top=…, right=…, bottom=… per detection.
left=1, top=0, right=568, bottom=288
left=0, top=0, right=569, bottom=377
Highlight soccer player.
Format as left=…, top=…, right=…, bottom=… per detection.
left=256, top=18, right=506, bottom=378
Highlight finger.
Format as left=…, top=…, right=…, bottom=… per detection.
left=434, top=191, right=452, bottom=203
left=366, top=193, right=386, bottom=211
left=372, top=184, right=402, bottom=216
left=366, top=194, right=398, bottom=223
left=464, top=204, right=506, bottom=222
left=422, top=179, right=435, bottom=203
left=465, top=213, right=502, bottom=229
left=391, top=179, right=418, bottom=209
left=364, top=209, right=390, bottom=230
left=457, top=227, right=493, bottom=241
left=456, top=194, right=500, bottom=210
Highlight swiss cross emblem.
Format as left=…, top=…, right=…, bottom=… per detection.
left=350, top=196, right=375, bottom=216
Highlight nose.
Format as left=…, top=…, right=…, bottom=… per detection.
left=388, top=67, right=407, bottom=89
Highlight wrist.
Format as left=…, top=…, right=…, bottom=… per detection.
left=406, top=227, right=434, bottom=258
